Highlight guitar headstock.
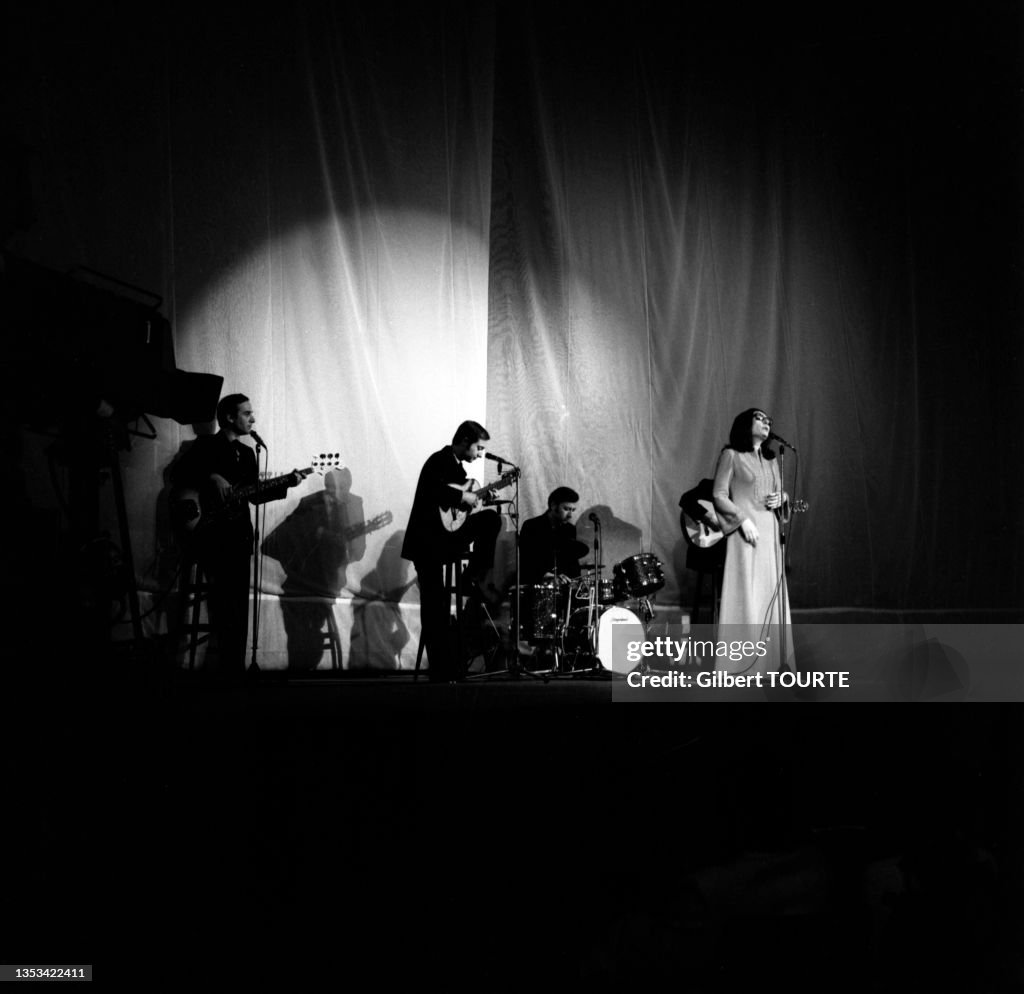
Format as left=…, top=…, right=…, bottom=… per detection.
left=367, top=510, right=393, bottom=532
left=791, top=498, right=809, bottom=513
left=309, top=452, right=344, bottom=475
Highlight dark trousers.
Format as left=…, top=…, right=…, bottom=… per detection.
left=415, top=510, right=500, bottom=682
left=203, top=552, right=252, bottom=676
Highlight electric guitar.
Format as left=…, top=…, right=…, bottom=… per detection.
left=440, top=468, right=520, bottom=532
left=682, top=498, right=808, bottom=548
left=172, top=453, right=343, bottom=545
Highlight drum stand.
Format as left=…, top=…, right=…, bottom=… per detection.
left=524, top=573, right=585, bottom=679
left=552, top=518, right=611, bottom=679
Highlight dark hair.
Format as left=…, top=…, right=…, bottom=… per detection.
left=217, top=393, right=249, bottom=427
left=727, top=408, right=776, bottom=459
left=547, top=486, right=579, bottom=507
left=452, top=420, right=490, bottom=445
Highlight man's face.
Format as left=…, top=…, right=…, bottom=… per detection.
left=227, top=401, right=255, bottom=436
left=550, top=501, right=575, bottom=524
left=459, top=439, right=486, bottom=462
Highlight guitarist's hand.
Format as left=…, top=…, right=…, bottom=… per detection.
left=461, top=491, right=479, bottom=509
left=209, top=473, right=233, bottom=504
left=287, top=470, right=303, bottom=487
left=739, top=518, right=759, bottom=546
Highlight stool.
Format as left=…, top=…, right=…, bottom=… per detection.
left=413, top=556, right=468, bottom=680
left=179, top=558, right=215, bottom=669
left=321, top=607, right=342, bottom=670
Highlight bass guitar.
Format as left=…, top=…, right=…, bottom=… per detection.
left=173, top=453, right=343, bottom=546
left=440, top=468, right=520, bottom=533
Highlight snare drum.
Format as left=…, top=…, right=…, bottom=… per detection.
left=511, top=579, right=568, bottom=642
left=613, top=553, right=665, bottom=597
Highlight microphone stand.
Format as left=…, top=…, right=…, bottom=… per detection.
left=563, top=515, right=608, bottom=678
left=249, top=437, right=264, bottom=675
left=591, top=517, right=601, bottom=660
left=776, top=444, right=790, bottom=674
left=466, top=461, right=544, bottom=681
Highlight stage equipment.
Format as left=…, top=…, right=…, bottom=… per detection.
left=3, top=253, right=223, bottom=662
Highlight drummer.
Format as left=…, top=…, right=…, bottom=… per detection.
left=519, top=486, right=587, bottom=585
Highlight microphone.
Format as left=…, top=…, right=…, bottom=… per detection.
left=588, top=512, right=601, bottom=526
left=484, top=452, right=516, bottom=465
left=250, top=430, right=267, bottom=449
left=768, top=431, right=797, bottom=452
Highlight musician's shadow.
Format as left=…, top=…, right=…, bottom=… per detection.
left=574, top=504, right=643, bottom=574
left=262, top=468, right=365, bottom=671
left=349, top=531, right=413, bottom=670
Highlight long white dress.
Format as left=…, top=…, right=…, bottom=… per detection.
left=712, top=447, right=795, bottom=674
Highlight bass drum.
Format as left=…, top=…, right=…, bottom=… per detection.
left=595, top=605, right=645, bottom=674
left=560, top=605, right=644, bottom=674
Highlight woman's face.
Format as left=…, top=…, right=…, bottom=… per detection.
left=751, top=410, right=772, bottom=444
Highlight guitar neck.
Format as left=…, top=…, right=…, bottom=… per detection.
left=473, top=471, right=518, bottom=499
left=233, top=467, right=309, bottom=501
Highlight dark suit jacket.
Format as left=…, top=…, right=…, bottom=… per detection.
left=172, top=431, right=289, bottom=557
left=401, top=446, right=472, bottom=565
left=519, top=513, right=582, bottom=584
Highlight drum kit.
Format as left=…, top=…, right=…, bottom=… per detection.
left=512, top=552, right=665, bottom=676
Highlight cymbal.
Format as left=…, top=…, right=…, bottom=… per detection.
left=569, top=540, right=589, bottom=559
left=578, top=563, right=606, bottom=571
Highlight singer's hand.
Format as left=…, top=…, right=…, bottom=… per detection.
left=764, top=491, right=783, bottom=510
left=740, top=518, right=759, bottom=546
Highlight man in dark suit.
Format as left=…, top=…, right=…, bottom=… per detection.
left=401, top=420, right=501, bottom=682
left=171, top=393, right=301, bottom=678
left=519, top=486, right=583, bottom=585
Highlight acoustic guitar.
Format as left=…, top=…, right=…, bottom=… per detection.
left=440, top=468, right=520, bottom=532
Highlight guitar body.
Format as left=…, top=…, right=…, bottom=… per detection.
left=439, top=469, right=519, bottom=533
left=682, top=497, right=809, bottom=548
left=439, top=490, right=473, bottom=533
left=682, top=498, right=724, bottom=549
